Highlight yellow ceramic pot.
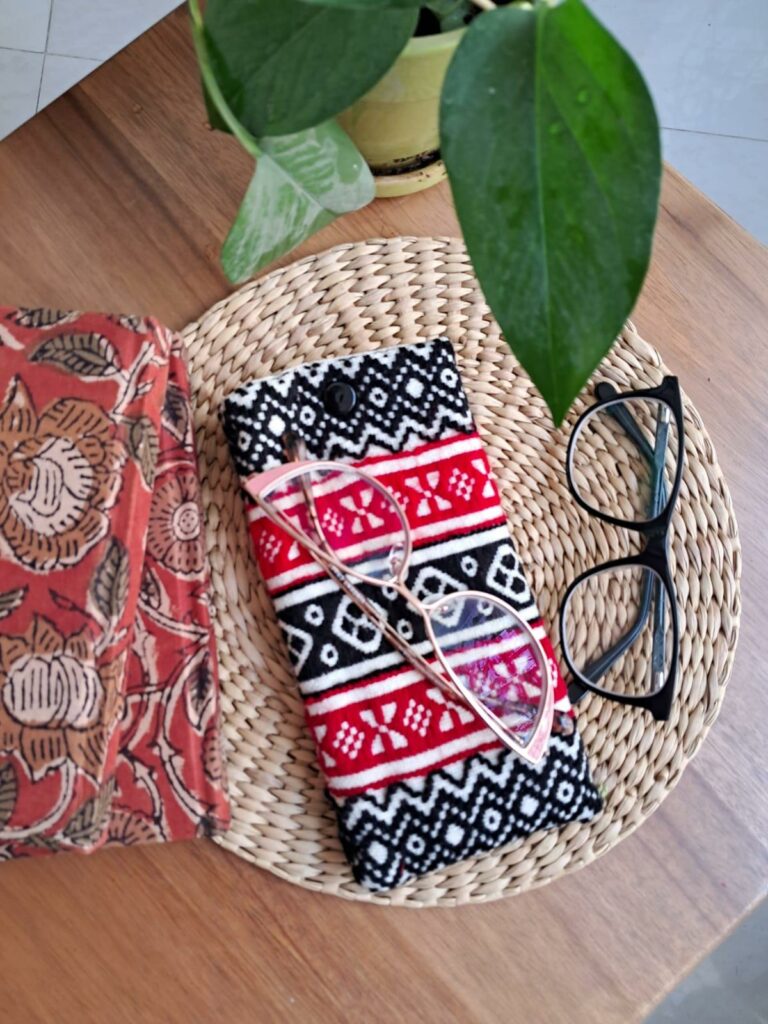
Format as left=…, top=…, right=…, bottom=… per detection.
left=338, top=27, right=465, bottom=198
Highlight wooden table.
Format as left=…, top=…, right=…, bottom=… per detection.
left=1, top=10, right=766, bottom=1024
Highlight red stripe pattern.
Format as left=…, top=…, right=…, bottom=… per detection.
left=223, top=338, right=600, bottom=890
left=249, top=436, right=570, bottom=797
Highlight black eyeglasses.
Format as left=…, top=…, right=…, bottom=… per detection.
left=559, top=376, right=684, bottom=721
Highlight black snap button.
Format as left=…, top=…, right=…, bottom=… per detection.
left=323, top=381, right=357, bottom=416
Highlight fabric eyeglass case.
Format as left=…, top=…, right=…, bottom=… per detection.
left=223, top=338, right=601, bottom=890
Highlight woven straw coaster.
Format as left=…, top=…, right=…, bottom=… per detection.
left=182, top=236, right=741, bottom=907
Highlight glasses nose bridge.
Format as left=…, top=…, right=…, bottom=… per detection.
left=636, top=530, right=670, bottom=569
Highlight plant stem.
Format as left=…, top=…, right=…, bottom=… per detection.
left=471, top=0, right=497, bottom=9
left=187, top=0, right=261, bottom=159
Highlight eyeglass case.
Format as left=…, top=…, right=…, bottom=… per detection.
left=223, top=338, right=602, bottom=891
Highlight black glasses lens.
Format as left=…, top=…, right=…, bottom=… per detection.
left=562, top=564, right=673, bottom=698
left=570, top=397, right=679, bottom=524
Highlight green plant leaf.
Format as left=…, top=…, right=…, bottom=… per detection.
left=222, top=121, right=374, bottom=282
left=189, top=0, right=374, bottom=284
left=300, top=0, right=419, bottom=6
left=441, top=0, right=661, bottom=424
left=301, top=0, right=421, bottom=6
left=425, top=0, right=474, bottom=31
left=204, top=0, right=418, bottom=136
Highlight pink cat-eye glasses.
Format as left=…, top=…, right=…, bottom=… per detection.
left=244, top=440, right=555, bottom=765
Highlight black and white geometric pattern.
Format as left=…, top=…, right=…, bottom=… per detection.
left=274, top=529, right=538, bottom=696
left=222, top=338, right=602, bottom=890
left=222, top=339, right=473, bottom=474
left=336, top=729, right=602, bottom=891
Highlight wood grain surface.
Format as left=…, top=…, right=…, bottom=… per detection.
left=0, top=9, right=766, bottom=1024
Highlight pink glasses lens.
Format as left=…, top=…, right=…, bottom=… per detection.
left=261, top=466, right=408, bottom=582
left=429, top=595, right=546, bottom=747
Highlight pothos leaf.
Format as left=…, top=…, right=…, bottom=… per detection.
left=222, top=123, right=374, bottom=282
left=299, top=0, right=419, bottom=6
left=202, top=77, right=230, bottom=133
left=425, top=0, right=474, bottom=31
left=189, top=2, right=375, bottom=284
left=441, top=0, right=660, bottom=423
left=203, top=0, right=417, bottom=136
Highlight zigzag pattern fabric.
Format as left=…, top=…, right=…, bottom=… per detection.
left=223, top=339, right=601, bottom=889
left=337, top=730, right=599, bottom=890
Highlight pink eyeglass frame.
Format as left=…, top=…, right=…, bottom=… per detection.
left=244, top=455, right=554, bottom=764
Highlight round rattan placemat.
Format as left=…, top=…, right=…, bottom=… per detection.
left=182, top=236, right=741, bottom=907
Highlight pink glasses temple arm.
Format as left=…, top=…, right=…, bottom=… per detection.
left=243, top=464, right=566, bottom=753
left=244, top=463, right=314, bottom=499
left=243, top=470, right=461, bottom=696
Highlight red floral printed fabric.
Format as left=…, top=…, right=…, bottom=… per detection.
left=0, top=309, right=229, bottom=858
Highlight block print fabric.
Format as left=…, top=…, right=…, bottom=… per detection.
left=0, top=308, right=229, bottom=859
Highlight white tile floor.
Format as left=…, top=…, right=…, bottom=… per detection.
left=0, top=0, right=179, bottom=139
left=589, top=0, right=768, bottom=244
left=0, top=3, right=765, bottom=1018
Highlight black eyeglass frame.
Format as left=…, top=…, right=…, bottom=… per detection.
left=559, top=376, right=684, bottom=722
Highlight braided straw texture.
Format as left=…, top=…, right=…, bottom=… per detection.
left=182, top=237, right=741, bottom=907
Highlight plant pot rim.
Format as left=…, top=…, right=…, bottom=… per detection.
left=374, top=156, right=447, bottom=198
left=403, top=25, right=465, bottom=58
